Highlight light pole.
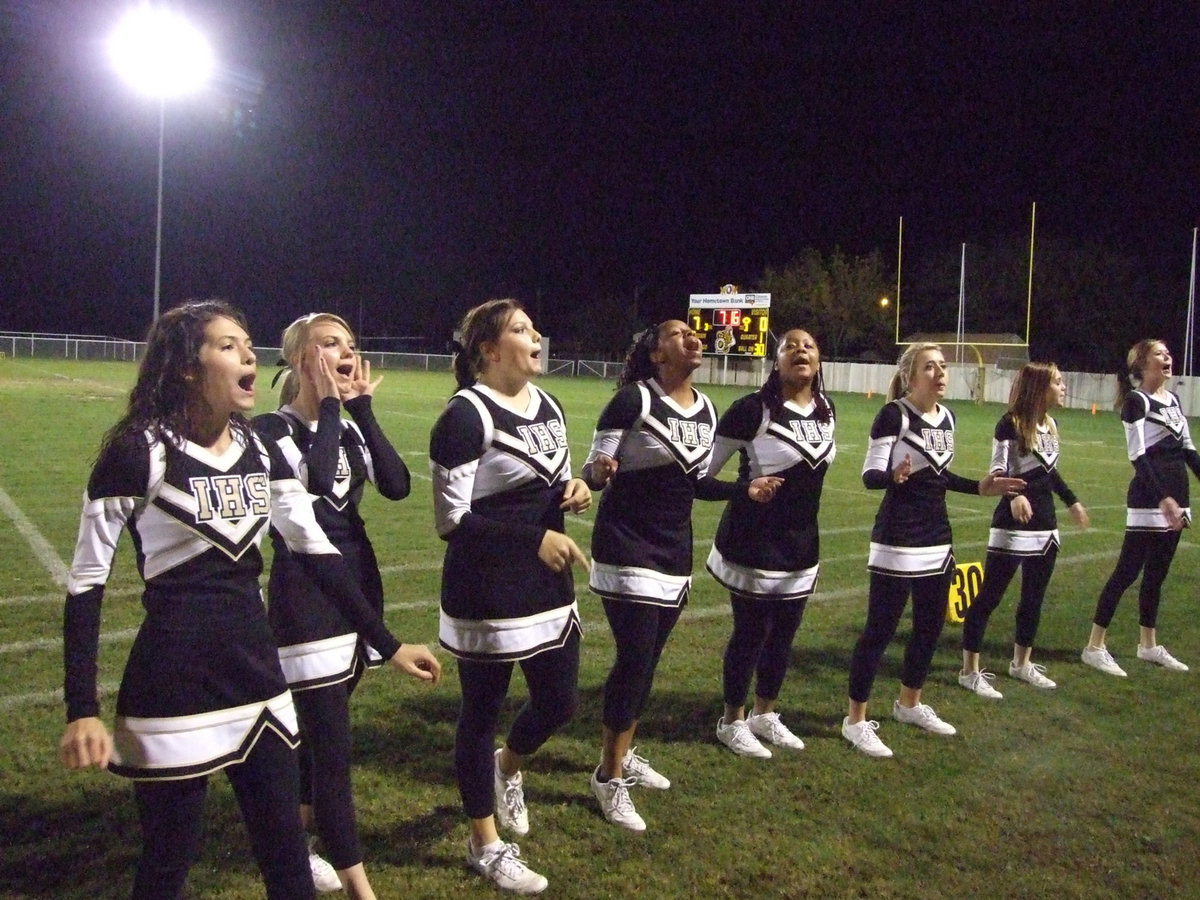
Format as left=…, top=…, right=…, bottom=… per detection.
left=108, top=6, right=213, bottom=323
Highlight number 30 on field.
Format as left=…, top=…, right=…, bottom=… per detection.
left=945, top=561, right=984, bottom=624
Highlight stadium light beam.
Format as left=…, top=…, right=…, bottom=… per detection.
left=109, top=7, right=213, bottom=323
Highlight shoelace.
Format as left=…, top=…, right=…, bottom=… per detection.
left=623, top=747, right=651, bottom=774
left=607, top=777, right=638, bottom=813
left=754, top=712, right=786, bottom=739
left=502, top=779, right=526, bottom=816
left=487, top=842, right=528, bottom=878
left=854, top=720, right=883, bottom=747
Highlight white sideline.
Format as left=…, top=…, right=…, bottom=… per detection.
left=0, top=484, right=68, bottom=587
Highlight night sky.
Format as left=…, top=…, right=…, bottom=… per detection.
left=2, top=1, right=1197, bottom=350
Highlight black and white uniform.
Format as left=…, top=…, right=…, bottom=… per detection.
left=589, top=378, right=734, bottom=606
left=1092, top=389, right=1200, bottom=629
left=62, top=423, right=385, bottom=899
left=253, top=394, right=409, bottom=872
left=849, top=398, right=980, bottom=701
left=63, top=424, right=397, bottom=773
left=430, top=383, right=581, bottom=819
left=962, top=415, right=1078, bottom=652
left=706, top=393, right=836, bottom=599
left=707, top=392, right=835, bottom=709
left=256, top=396, right=410, bottom=688
left=431, top=384, right=580, bottom=659
left=586, top=378, right=738, bottom=733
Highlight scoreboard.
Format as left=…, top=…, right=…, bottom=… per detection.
left=687, top=292, right=771, bottom=357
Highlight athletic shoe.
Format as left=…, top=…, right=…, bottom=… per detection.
left=892, top=700, right=957, bottom=735
left=841, top=717, right=893, bottom=758
left=746, top=711, right=805, bottom=750
left=1009, top=661, right=1057, bottom=689
left=590, top=767, right=646, bottom=832
left=621, top=746, right=671, bottom=789
left=466, top=839, right=548, bottom=895
left=307, top=837, right=342, bottom=893
left=1137, top=644, right=1190, bottom=671
left=958, top=670, right=1004, bottom=699
left=716, top=715, right=772, bottom=758
left=493, top=748, right=529, bottom=836
left=1081, top=646, right=1127, bottom=677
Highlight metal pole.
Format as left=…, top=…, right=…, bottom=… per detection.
left=153, top=98, right=165, bottom=323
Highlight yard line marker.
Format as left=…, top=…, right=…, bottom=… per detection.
left=0, top=627, right=139, bottom=655
left=0, top=484, right=69, bottom=587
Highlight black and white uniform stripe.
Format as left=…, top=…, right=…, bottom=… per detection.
left=587, top=378, right=720, bottom=607
left=430, top=384, right=581, bottom=662
left=1121, top=390, right=1200, bottom=530
left=986, top=415, right=1078, bottom=555
left=862, top=398, right=979, bottom=576
left=63, top=426, right=369, bottom=780
left=254, top=396, right=410, bottom=690
left=706, top=393, right=836, bottom=599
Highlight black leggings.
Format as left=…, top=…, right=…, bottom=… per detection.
left=1092, top=529, right=1182, bottom=629
left=131, top=730, right=314, bottom=900
left=455, top=632, right=580, bottom=819
left=601, top=598, right=684, bottom=733
left=293, top=677, right=362, bottom=871
left=962, top=546, right=1058, bottom=652
left=848, top=570, right=952, bottom=703
left=722, top=594, right=807, bottom=709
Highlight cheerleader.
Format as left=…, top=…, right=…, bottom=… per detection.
left=1082, top=339, right=1200, bottom=676
left=959, top=363, right=1088, bottom=697
left=842, top=343, right=1024, bottom=758
left=429, top=299, right=591, bottom=895
left=58, top=301, right=440, bottom=900
left=254, top=312, right=433, bottom=898
left=585, top=321, right=780, bottom=830
left=707, top=328, right=833, bottom=759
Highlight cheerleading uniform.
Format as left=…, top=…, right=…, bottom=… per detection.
left=706, top=392, right=835, bottom=708
left=253, top=394, right=410, bottom=871
left=62, top=423, right=393, bottom=897
left=586, top=378, right=739, bottom=732
left=962, top=415, right=1078, bottom=652
left=430, top=383, right=581, bottom=818
left=848, top=398, right=980, bottom=702
left=1092, top=389, right=1200, bottom=629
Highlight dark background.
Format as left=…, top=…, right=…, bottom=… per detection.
left=2, top=1, right=1197, bottom=368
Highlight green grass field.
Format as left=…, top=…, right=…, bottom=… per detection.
left=1, top=357, right=1198, bottom=899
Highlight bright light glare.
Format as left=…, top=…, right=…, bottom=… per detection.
left=109, top=7, right=213, bottom=98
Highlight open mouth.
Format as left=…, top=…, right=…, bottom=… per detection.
left=238, top=374, right=255, bottom=392
left=336, top=363, right=354, bottom=377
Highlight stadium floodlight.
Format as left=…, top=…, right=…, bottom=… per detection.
left=108, top=6, right=214, bottom=324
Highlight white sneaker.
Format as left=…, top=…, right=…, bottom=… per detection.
left=590, top=767, right=646, bottom=832
left=1081, top=646, right=1127, bottom=677
left=1137, top=644, right=1189, bottom=671
left=621, top=746, right=671, bottom=789
left=841, top=717, right=893, bottom=758
left=1009, top=661, right=1057, bottom=689
left=307, top=838, right=343, bottom=893
left=493, top=748, right=529, bottom=836
left=892, top=700, right=957, bottom=735
left=466, top=839, right=548, bottom=894
left=746, top=711, right=805, bottom=750
left=716, top=716, right=772, bottom=758
left=958, top=670, right=1004, bottom=699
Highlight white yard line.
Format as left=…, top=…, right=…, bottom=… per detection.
left=0, top=484, right=69, bottom=587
